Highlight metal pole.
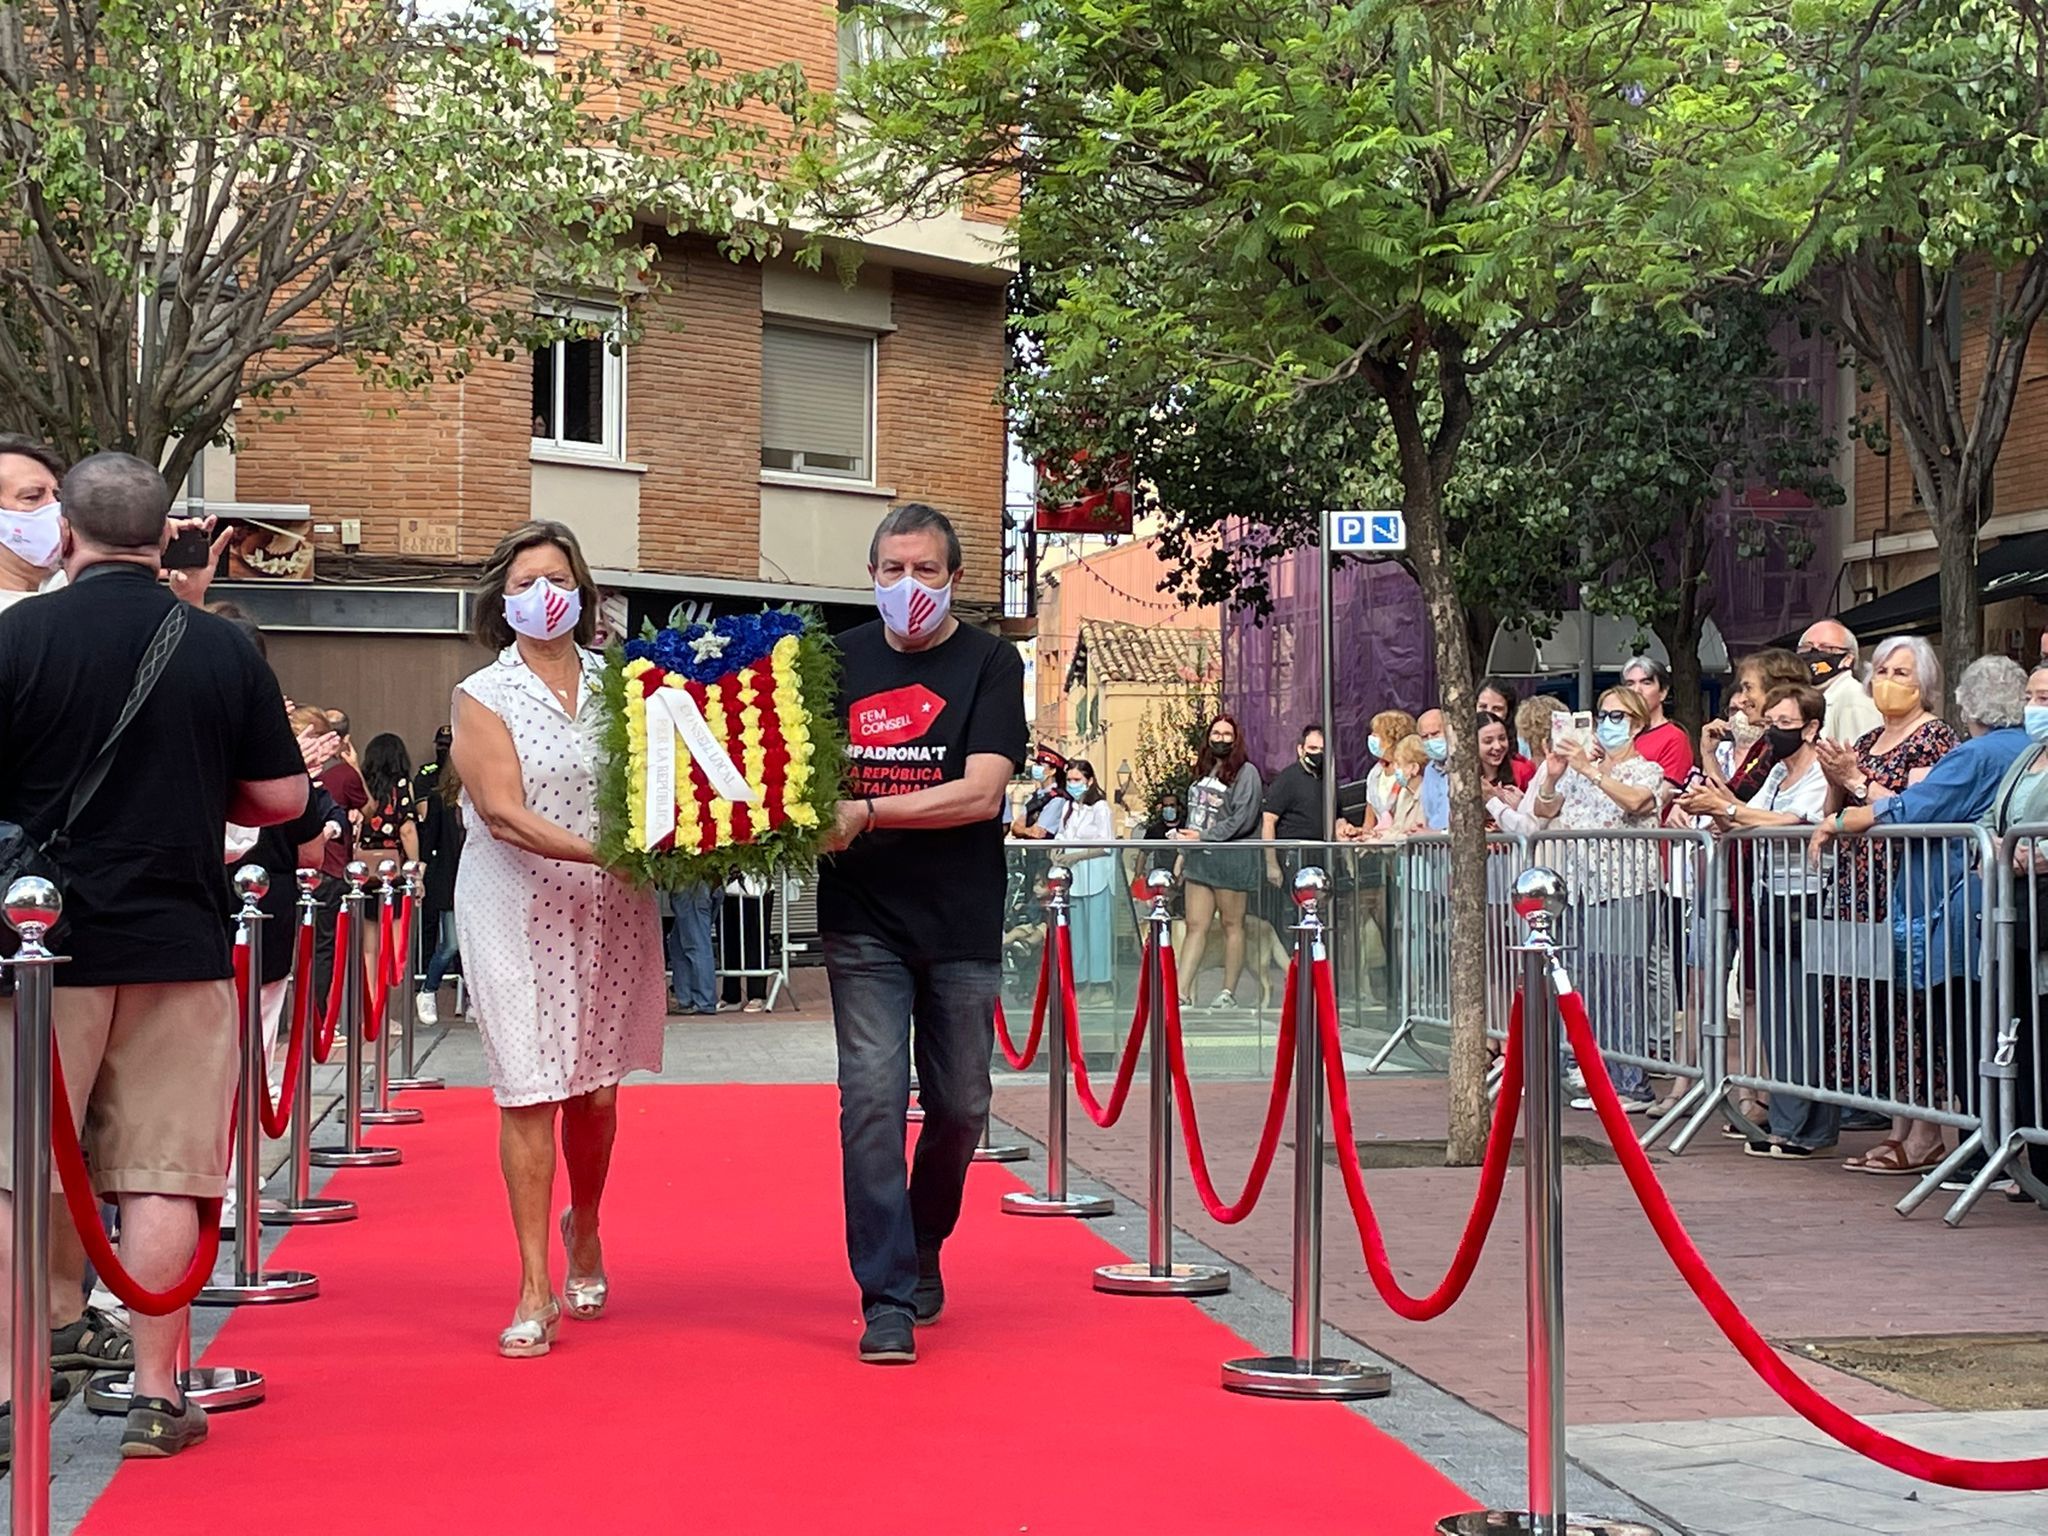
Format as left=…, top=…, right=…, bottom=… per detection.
left=391, top=859, right=443, bottom=1092
left=262, top=870, right=358, bottom=1225
left=1002, top=865, right=1111, bottom=1217
left=1439, top=866, right=1653, bottom=1536
left=198, top=867, right=317, bottom=1305
left=1319, top=512, right=1338, bottom=836
left=1096, top=868, right=1228, bottom=1295
left=1223, top=868, right=1388, bottom=1398
left=362, top=859, right=422, bottom=1128
left=971, top=1114, right=1028, bottom=1164
left=6, top=878, right=61, bottom=1536
left=312, top=862, right=400, bottom=1168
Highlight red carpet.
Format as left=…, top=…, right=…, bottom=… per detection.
left=81, top=1086, right=1467, bottom=1534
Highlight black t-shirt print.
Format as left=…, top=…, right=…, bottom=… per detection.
left=817, top=619, right=1027, bottom=962
left=0, top=564, right=307, bottom=986
left=1264, top=761, right=1324, bottom=842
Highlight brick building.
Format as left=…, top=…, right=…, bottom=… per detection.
left=203, top=0, right=1014, bottom=758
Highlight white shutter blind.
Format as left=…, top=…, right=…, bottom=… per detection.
left=761, top=324, right=872, bottom=477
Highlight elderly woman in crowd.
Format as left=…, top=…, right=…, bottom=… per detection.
left=1527, top=684, right=1666, bottom=1108
left=1700, top=648, right=1809, bottom=801
left=1808, top=636, right=1959, bottom=1174
left=1810, top=655, right=2032, bottom=1173
left=1681, top=683, right=1834, bottom=1156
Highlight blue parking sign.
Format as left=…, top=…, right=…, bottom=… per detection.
left=1327, top=509, right=1405, bottom=553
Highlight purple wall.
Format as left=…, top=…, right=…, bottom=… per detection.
left=1222, top=545, right=1437, bottom=784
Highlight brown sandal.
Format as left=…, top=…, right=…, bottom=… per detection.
left=1845, top=1139, right=1938, bottom=1175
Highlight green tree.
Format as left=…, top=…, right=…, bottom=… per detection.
left=1784, top=0, right=2048, bottom=700
left=0, top=0, right=813, bottom=488
left=827, top=0, right=1811, bottom=1158
left=1016, top=290, right=1838, bottom=741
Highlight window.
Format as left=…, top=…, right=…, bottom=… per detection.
left=761, top=323, right=875, bottom=481
left=531, top=306, right=625, bottom=460
left=836, top=0, right=939, bottom=77
left=406, top=0, right=555, bottom=47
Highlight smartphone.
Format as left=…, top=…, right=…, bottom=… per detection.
left=1551, top=711, right=1593, bottom=751
left=163, top=523, right=214, bottom=570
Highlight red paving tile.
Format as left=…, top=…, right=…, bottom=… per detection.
left=993, top=1072, right=2048, bottom=1427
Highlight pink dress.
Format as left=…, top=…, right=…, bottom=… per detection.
left=454, top=645, right=665, bottom=1107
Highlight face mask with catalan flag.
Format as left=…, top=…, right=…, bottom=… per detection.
left=874, top=572, right=952, bottom=639
left=505, top=577, right=581, bottom=642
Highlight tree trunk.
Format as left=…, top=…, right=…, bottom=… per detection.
left=1933, top=503, right=1981, bottom=719
left=1405, top=476, right=1491, bottom=1165
left=1659, top=503, right=1713, bottom=740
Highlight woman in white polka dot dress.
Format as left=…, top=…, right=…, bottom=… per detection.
left=449, top=521, right=665, bottom=1358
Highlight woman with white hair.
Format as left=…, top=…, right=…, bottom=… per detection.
left=1811, top=653, right=2031, bottom=1171
left=1811, top=636, right=1957, bottom=1172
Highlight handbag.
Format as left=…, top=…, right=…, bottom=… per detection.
left=0, top=601, right=188, bottom=964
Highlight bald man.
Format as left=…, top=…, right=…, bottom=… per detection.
left=1416, top=708, right=1453, bottom=831
left=1796, top=619, right=1884, bottom=745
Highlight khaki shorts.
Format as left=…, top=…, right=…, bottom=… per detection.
left=0, top=979, right=238, bottom=1199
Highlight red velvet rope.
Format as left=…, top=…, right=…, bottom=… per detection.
left=1557, top=976, right=2048, bottom=1492
left=384, top=894, right=413, bottom=990
left=995, top=933, right=1052, bottom=1070
left=360, top=902, right=394, bottom=1045
left=313, top=904, right=352, bottom=1064
left=1061, top=923, right=1149, bottom=1128
left=1313, top=955, right=1522, bottom=1321
left=1162, top=943, right=1294, bottom=1223
left=50, top=1046, right=223, bottom=1315
left=259, top=920, right=318, bottom=1139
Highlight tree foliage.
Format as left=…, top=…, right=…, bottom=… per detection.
left=1781, top=0, right=2048, bottom=698
left=0, top=0, right=814, bottom=486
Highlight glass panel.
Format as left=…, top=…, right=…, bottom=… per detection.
left=560, top=335, right=605, bottom=446
left=530, top=342, right=557, bottom=440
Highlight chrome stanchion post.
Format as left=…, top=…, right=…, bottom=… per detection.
left=311, top=862, right=400, bottom=1168
left=1097, top=869, right=1228, bottom=1295
left=1002, top=865, right=1112, bottom=1217
left=198, top=867, right=317, bottom=1305
left=262, top=870, right=358, bottom=1225
left=362, top=859, right=422, bottom=1128
left=1224, top=868, right=1389, bottom=1398
left=971, top=1115, right=1028, bottom=1163
left=907, top=1068, right=924, bottom=1125
left=1440, top=867, right=1652, bottom=1536
left=390, top=859, right=443, bottom=1092
left=6, top=878, right=61, bottom=1536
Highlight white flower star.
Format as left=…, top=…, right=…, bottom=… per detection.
left=689, top=630, right=730, bottom=665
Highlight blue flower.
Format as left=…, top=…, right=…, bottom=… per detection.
left=621, top=607, right=815, bottom=683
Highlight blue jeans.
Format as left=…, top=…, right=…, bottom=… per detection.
left=422, top=912, right=461, bottom=994
left=666, top=884, right=718, bottom=1012
left=823, top=931, right=996, bottom=1318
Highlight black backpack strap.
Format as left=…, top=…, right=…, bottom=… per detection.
left=50, top=602, right=188, bottom=845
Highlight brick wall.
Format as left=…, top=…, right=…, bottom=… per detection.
left=877, top=270, right=1008, bottom=605
left=631, top=241, right=763, bottom=578
left=232, top=352, right=531, bottom=563
left=1850, top=265, right=2048, bottom=545
left=233, top=2, right=1013, bottom=595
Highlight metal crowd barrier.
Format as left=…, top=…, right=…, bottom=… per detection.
left=1383, top=832, right=1532, bottom=1072
left=718, top=874, right=795, bottom=1011
left=1980, top=823, right=2048, bottom=1219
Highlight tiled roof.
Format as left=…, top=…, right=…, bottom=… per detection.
left=1077, top=618, right=1220, bottom=685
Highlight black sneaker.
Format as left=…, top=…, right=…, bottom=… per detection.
left=912, top=1245, right=945, bottom=1326
left=119, top=1393, right=208, bottom=1459
left=858, top=1309, right=917, bottom=1365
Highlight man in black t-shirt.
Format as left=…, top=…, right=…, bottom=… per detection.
left=818, top=503, right=1026, bottom=1365
left=0, top=453, right=307, bottom=1461
left=1261, top=724, right=1329, bottom=927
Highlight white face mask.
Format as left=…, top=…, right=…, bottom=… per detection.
left=504, top=577, right=581, bottom=642
left=0, top=501, right=62, bottom=571
left=874, top=572, right=952, bottom=640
